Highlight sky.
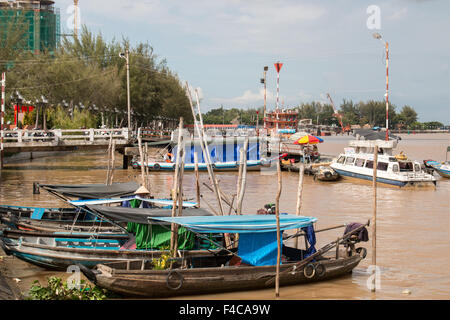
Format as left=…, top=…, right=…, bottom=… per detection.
left=56, top=0, right=450, bottom=124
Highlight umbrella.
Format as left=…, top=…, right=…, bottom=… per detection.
left=293, top=134, right=324, bottom=145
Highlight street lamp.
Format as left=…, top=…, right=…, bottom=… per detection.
left=119, top=49, right=131, bottom=131
left=373, top=32, right=389, bottom=141
left=261, top=66, right=268, bottom=126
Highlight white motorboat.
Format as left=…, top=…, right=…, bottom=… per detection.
left=330, top=139, right=437, bottom=188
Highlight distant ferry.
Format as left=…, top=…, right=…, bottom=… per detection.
left=330, top=139, right=437, bottom=188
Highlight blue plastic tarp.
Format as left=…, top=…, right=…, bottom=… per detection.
left=238, top=231, right=282, bottom=266
left=149, top=214, right=317, bottom=234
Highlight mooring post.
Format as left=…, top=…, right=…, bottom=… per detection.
left=372, top=145, right=378, bottom=292
left=33, top=182, right=40, bottom=194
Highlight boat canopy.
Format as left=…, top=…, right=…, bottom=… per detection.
left=148, top=214, right=317, bottom=234
left=39, top=182, right=139, bottom=199
left=172, top=137, right=262, bottom=164
left=149, top=214, right=317, bottom=267
left=86, top=204, right=214, bottom=224
left=70, top=196, right=197, bottom=208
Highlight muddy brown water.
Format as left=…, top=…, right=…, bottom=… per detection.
left=0, top=133, right=449, bottom=300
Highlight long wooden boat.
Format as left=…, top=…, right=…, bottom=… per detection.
left=0, top=234, right=220, bottom=271
left=81, top=251, right=362, bottom=298
left=79, top=214, right=369, bottom=298
left=0, top=205, right=218, bottom=270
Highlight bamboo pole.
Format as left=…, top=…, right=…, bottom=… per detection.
left=174, top=134, right=185, bottom=253
left=144, top=142, right=150, bottom=191
left=275, top=155, right=282, bottom=298
left=194, top=152, right=200, bottom=208
left=105, top=132, right=113, bottom=184
left=294, top=162, right=305, bottom=249
left=185, top=82, right=231, bottom=247
left=137, top=127, right=146, bottom=186
left=170, top=118, right=184, bottom=255
left=372, top=145, right=378, bottom=292
left=237, top=138, right=249, bottom=215
left=109, top=141, right=116, bottom=185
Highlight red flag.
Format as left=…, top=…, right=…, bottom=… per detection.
left=274, top=62, right=283, bottom=73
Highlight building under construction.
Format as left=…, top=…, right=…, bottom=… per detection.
left=0, top=0, right=60, bottom=53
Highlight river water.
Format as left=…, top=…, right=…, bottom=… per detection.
left=0, top=133, right=449, bottom=300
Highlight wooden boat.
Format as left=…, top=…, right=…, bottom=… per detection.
left=424, top=160, right=450, bottom=179
left=81, top=252, right=362, bottom=298
left=80, top=214, right=369, bottom=298
left=313, top=166, right=340, bottom=181
left=0, top=231, right=219, bottom=271
left=0, top=205, right=218, bottom=270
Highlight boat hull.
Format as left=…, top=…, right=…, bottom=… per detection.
left=0, top=235, right=219, bottom=271
left=132, top=161, right=264, bottom=172
left=86, top=254, right=363, bottom=298
left=332, top=168, right=436, bottom=188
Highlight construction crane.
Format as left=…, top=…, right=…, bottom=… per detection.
left=326, top=93, right=350, bottom=133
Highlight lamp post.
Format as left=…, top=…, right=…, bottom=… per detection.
left=261, top=66, right=268, bottom=128
left=10, top=91, right=23, bottom=127
left=373, top=32, right=389, bottom=141
left=119, top=50, right=131, bottom=131
left=41, top=96, right=48, bottom=131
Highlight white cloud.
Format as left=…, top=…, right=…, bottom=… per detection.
left=210, top=88, right=274, bottom=106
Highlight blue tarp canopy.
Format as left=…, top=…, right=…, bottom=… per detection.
left=148, top=214, right=317, bottom=234
left=149, top=214, right=317, bottom=266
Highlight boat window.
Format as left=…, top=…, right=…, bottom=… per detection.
left=399, top=162, right=414, bottom=172
left=355, top=158, right=365, bottom=167
left=392, top=164, right=399, bottom=172
left=414, top=163, right=421, bottom=172
left=377, top=162, right=389, bottom=171
left=389, top=157, right=397, bottom=162
left=365, top=160, right=374, bottom=169
left=337, top=156, right=345, bottom=164
left=345, top=157, right=355, bottom=165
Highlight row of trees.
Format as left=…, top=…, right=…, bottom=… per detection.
left=1, top=11, right=193, bottom=129
left=202, top=101, right=444, bottom=130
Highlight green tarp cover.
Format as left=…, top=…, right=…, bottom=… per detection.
left=125, top=199, right=215, bottom=250
left=127, top=223, right=195, bottom=250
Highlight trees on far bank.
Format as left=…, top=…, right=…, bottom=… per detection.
left=1, top=24, right=192, bottom=129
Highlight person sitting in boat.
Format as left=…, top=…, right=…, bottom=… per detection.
left=164, top=152, right=173, bottom=163
left=311, top=145, right=320, bottom=161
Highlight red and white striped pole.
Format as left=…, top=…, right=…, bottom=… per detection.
left=1, top=72, right=5, bottom=168
left=385, top=42, right=389, bottom=141
left=274, top=62, right=283, bottom=131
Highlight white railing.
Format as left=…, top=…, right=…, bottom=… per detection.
left=2, top=128, right=130, bottom=145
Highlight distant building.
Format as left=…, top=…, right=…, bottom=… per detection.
left=0, top=0, right=60, bottom=53
left=264, top=109, right=299, bottom=132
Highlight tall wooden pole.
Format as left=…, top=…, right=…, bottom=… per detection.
left=372, top=145, right=378, bottom=292
left=294, top=162, right=305, bottom=249
left=170, top=118, right=184, bottom=255
left=185, top=83, right=231, bottom=248
left=194, top=152, right=200, bottom=208
left=275, top=154, right=282, bottom=297
left=1, top=72, right=6, bottom=169
left=137, top=127, right=146, bottom=186
left=237, top=138, right=248, bottom=215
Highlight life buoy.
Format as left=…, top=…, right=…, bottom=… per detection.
left=303, top=263, right=316, bottom=279
left=356, top=247, right=367, bottom=259
left=166, top=270, right=183, bottom=290
left=153, top=163, right=161, bottom=171
left=315, top=263, right=326, bottom=277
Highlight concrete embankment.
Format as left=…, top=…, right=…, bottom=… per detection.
left=0, top=248, right=22, bottom=300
